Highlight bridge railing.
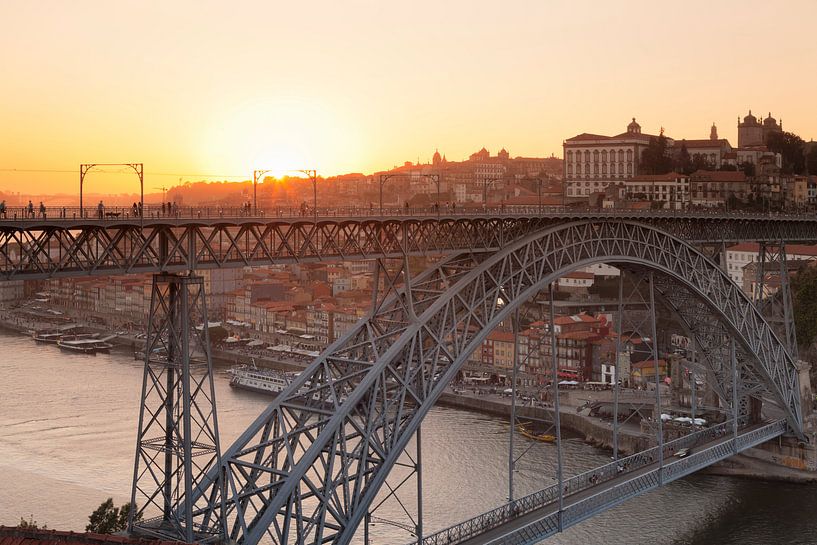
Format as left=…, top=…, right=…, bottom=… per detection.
left=418, top=420, right=759, bottom=545
left=0, top=204, right=813, bottom=223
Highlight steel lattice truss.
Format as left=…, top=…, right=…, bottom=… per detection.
left=185, top=220, right=802, bottom=545
left=2, top=212, right=817, bottom=279
left=130, top=274, right=226, bottom=543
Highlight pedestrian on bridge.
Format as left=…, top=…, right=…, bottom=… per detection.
left=161, top=202, right=166, bottom=216
left=98, top=200, right=104, bottom=219
left=27, top=200, right=34, bottom=219
left=0, top=200, right=6, bottom=218
left=39, top=201, right=46, bottom=219
left=132, top=202, right=138, bottom=217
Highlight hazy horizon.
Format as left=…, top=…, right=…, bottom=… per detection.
left=3, top=0, right=817, bottom=195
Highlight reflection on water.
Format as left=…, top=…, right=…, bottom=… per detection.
left=0, top=330, right=814, bottom=544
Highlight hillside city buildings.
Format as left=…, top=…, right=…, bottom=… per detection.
left=3, top=110, right=816, bottom=391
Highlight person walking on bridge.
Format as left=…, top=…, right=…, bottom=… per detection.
left=0, top=200, right=6, bottom=218
left=27, top=200, right=34, bottom=219
left=97, top=200, right=105, bottom=219
left=39, top=201, right=46, bottom=219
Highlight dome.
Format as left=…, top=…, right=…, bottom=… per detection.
left=627, top=117, right=641, bottom=134
left=763, top=113, right=777, bottom=126
left=743, top=110, right=757, bottom=124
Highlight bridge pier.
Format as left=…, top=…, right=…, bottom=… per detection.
left=128, top=273, right=225, bottom=543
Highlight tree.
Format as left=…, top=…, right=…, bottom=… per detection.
left=806, top=146, right=817, bottom=175
left=18, top=515, right=46, bottom=529
left=86, top=498, right=140, bottom=534
left=640, top=134, right=673, bottom=175
left=766, top=130, right=806, bottom=174
left=675, top=142, right=693, bottom=174
left=739, top=161, right=756, bottom=177
left=792, top=265, right=817, bottom=351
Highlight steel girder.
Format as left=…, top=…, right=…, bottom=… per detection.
left=2, top=213, right=817, bottom=280
left=130, top=274, right=225, bottom=543
left=189, top=219, right=802, bottom=545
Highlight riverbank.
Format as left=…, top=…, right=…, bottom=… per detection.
left=4, top=311, right=815, bottom=483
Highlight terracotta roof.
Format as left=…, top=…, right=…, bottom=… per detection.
left=674, top=139, right=731, bottom=148
left=0, top=527, right=181, bottom=545
left=488, top=330, right=516, bottom=342
left=632, top=359, right=667, bottom=369
left=565, top=133, right=611, bottom=142
left=628, top=173, right=686, bottom=182
left=690, top=170, right=746, bottom=182
left=728, top=242, right=817, bottom=257
left=561, top=271, right=594, bottom=280
left=558, top=331, right=599, bottom=340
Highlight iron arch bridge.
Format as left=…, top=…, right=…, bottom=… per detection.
left=181, top=219, right=803, bottom=545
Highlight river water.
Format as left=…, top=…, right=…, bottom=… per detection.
left=0, top=329, right=814, bottom=544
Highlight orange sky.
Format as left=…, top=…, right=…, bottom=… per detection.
left=2, top=0, right=817, bottom=195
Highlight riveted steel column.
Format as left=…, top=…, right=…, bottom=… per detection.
left=509, top=307, right=520, bottom=502
left=415, top=425, right=423, bottom=544
left=549, top=284, right=563, bottom=530
left=649, top=271, right=663, bottom=484
left=613, top=271, right=623, bottom=461
left=732, top=338, right=739, bottom=454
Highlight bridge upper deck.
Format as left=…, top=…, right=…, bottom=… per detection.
left=1, top=207, right=815, bottom=280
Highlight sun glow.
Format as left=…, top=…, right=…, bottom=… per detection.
left=196, top=96, right=353, bottom=180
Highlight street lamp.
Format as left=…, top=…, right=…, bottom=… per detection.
left=482, top=177, right=504, bottom=208
left=80, top=163, right=143, bottom=222
left=253, top=169, right=318, bottom=220
left=379, top=173, right=440, bottom=216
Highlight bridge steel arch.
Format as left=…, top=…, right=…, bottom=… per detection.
left=194, top=219, right=803, bottom=545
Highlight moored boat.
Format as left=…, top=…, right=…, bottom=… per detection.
left=228, top=364, right=299, bottom=397
left=33, top=331, right=63, bottom=344
left=57, top=337, right=115, bottom=355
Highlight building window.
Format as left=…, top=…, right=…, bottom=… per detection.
left=586, top=162, right=590, bottom=175
left=618, top=150, right=624, bottom=162
left=602, top=163, right=607, bottom=175
left=618, top=163, right=623, bottom=174
left=627, top=163, right=633, bottom=174
left=626, top=149, right=633, bottom=161
left=567, top=164, right=573, bottom=175
left=602, top=150, right=608, bottom=162
left=567, top=151, right=573, bottom=162
left=593, top=150, right=599, bottom=162
left=594, top=164, right=599, bottom=174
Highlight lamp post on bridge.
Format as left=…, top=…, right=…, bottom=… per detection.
left=481, top=177, right=504, bottom=209
left=379, top=173, right=440, bottom=216
left=253, top=169, right=318, bottom=220
left=80, top=163, right=143, bottom=223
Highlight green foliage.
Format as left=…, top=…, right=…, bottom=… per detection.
left=806, top=146, right=817, bottom=175
left=675, top=142, right=693, bottom=175
left=640, top=135, right=673, bottom=175
left=86, top=498, right=139, bottom=534
left=208, top=325, right=229, bottom=344
left=17, top=514, right=46, bottom=529
left=739, top=161, right=756, bottom=177
left=766, top=131, right=806, bottom=174
left=792, top=265, right=817, bottom=350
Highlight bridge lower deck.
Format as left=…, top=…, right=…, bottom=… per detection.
left=422, top=420, right=786, bottom=545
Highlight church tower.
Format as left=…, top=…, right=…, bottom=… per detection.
left=738, top=110, right=763, bottom=147
left=710, top=123, right=718, bottom=141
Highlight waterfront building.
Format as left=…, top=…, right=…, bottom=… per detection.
left=623, top=173, right=689, bottom=209
left=689, top=170, right=749, bottom=207
left=725, top=242, right=817, bottom=286
left=563, top=118, right=668, bottom=199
